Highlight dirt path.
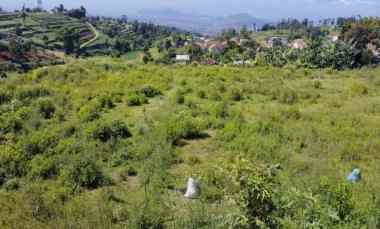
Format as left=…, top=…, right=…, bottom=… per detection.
left=80, top=22, right=99, bottom=49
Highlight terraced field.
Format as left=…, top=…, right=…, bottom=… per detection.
left=0, top=12, right=98, bottom=70
left=0, top=12, right=95, bottom=49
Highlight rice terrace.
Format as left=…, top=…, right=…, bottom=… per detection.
left=0, top=1, right=380, bottom=228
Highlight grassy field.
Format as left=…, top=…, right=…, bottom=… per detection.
left=0, top=58, right=380, bottom=228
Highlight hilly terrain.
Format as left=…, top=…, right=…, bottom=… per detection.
left=130, top=9, right=267, bottom=35
left=0, top=5, right=380, bottom=229
left=0, top=9, right=188, bottom=71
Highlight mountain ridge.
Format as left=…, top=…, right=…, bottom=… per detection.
left=129, top=8, right=269, bottom=35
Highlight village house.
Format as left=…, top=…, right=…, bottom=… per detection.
left=233, top=60, right=251, bottom=66
left=175, top=54, right=191, bottom=64
left=230, top=37, right=241, bottom=45
left=267, top=36, right=288, bottom=48
left=290, top=39, right=306, bottom=49
left=208, top=41, right=228, bottom=54
left=330, top=35, right=339, bottom=42
left=203, top=58, right=218, bottom=65
left=367, top=43, right=379, bottom=57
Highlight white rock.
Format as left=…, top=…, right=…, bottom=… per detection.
left=184, top=177, right=200, bottom=199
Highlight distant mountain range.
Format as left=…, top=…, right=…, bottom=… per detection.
left=129, top=9, right=269, bottom=35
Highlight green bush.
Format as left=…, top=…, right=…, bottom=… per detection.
left=185, top=154, right=201, bottom=166
left=88, top=120, right=132, bottom=142
left=16, top=86, right=51, bottom=101
left=139, top=85, right=162, bottom=98
left=78, top=101, right=102, bottom=122
left=228, top=87, right=243, bottom=101
left=127, top=93, right=148, bottom=106
left=0, top=89, right=12, bottom=105
left=59, top=155, right=108, bottom=189
left=329, top=183, right=354, bottom=221
left=350, top=82, right=369, bottom=95
left=36, top=98, right=56, bottom=119
left=313, top=80, right=323, bottom=89
left=196, top=89, right=207, bottom=99
left=0, top=146, right=26, bottom=178
left=3, top=178, right=20, bottom=191
left=29, top=155, right=57, bottom=179
left=228, top=158, right=278, bottom=228
left=1, top=113, right=23, bottom=134
left=21, top=129, right=58, bottom=159
left=165, top=112, right=204, bottom=143
left=173, top=89, right=185, bottom=104
left=97, top=94, right=116, bottom=109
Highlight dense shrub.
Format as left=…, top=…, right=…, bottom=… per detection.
left=16, top=86, right=51, bottom=101
left=313, top=80, right=323, bottom=89
left=228, top=157, right=279, bottom=228
left=328, top=183, right=355, bottom=221
left=97, top=94, right=116, bottom=109
left=139, top=85, right=162, bottom=98
left=0, top=89, right=12, bottom=105
left=88, top=120, right=132, bottom=142
left=21, top=129, right=58, bottom=159
left=196, top=89, right=207, bottom=99
left=228, top=87, right=243, bottom=101
left=172, top=89, right=185, bottom=104
left=29, top=155, right=57, bottom=179
left=127, top=93, right=148, bottom=106
left=0, top=113, right=23, bottom=133
left=0, top=72, right=7, bottom=79
left=60, top=155, right=108, bottom=189
left=165, top=111, right=204, bottom=143
left=78, top=101, right=102, bottom=122
left=3, top=178, right=20, bottom=191
left=37, top=98, right=56, bottom=119
left=350, top=82, right=369, bottom=95
left=0, top=146, right=26, bottom=179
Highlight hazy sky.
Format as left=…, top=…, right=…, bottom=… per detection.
left=1, top=0, right=380, bottom=20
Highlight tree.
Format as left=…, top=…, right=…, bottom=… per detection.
left=164, top=39, right=172, bottom=50
left=42, top=35, right=49, bottom=46
left=62, top=28, right=80, bottom=55
left=56, top=4, right=65, bottom=13
left=262, top=23, right=276, bottom=31
left=228, top=156, right=279, bottom=228
left=21, top=9, right=27, bottom=22
left=113, top=38, right=131, bottom=54
left=9, top=38, right=24, bottom=58
left=240, top=25, right=250, bottom=39
left=142, top=52, right=152, bottom=64
left=67, top=6, right=86, bottom=19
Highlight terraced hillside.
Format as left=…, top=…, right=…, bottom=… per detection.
left=0, top=12, right=97, bottom=71
left=0, top=12, right=95, bottom=50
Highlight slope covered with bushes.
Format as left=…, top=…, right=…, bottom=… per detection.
left=0, top=59, right=380, bottom=228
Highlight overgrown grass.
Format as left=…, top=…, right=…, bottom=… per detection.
left=0, top=58, right=380, bottom=228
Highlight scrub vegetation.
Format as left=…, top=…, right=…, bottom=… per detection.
left=0, top=58, right=380, bottom=228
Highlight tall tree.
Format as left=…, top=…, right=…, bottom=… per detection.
left=62, top=28, right=80, bottom=54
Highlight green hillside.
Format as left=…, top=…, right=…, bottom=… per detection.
left=0, top=58, right=379, bottom=228
left=0, top=11, right=188, bottom=71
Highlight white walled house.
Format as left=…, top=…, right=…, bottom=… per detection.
left=175, top=54, right=191, bottom=64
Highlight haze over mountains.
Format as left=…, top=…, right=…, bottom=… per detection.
left=129, top=9, right=268, bottom=35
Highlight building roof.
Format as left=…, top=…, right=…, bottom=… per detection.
left=209, top=43, right=227, bottom=53
left=290, top=39, right=306, bottom=49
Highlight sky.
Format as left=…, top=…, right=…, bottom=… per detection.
left=1, top=0, right=380, bottom=20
